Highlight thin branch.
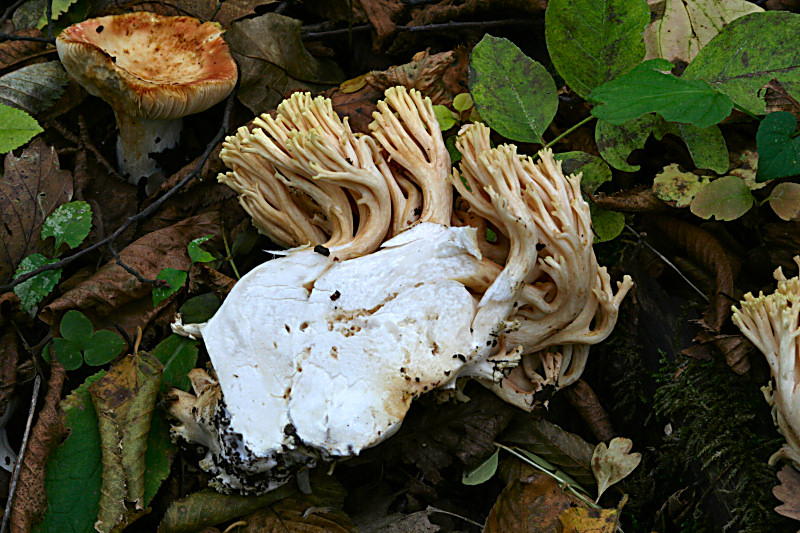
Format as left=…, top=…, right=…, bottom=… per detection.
left=1, top=92, right=236, bottom=291
left=108, top=244, right=164, bottom=286
left=302, top=18, right=534, bottom=40
left=0, top=33, right=55, bottom=43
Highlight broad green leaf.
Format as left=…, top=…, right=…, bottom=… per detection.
left=545, top=0, right=650, bottom=98
left=462, top=449, right=499, bottom=485
left=0, top=61, right=69, bottom=115
left=690, top=175, right=754, bottom=220
left=151, top=334, right=199, bottom=391
left=756, top=112, right=800, bottom=182
left=41, top=200, right=92, bottom=251
left=34, top=371, right=105, bottom=533
left=591, top=206, right=625, bottom=243
left=658, top=123, right=729, bottom=174
left=433, top=104, right=457, bottom=131
left=768, top=182, right=800, bottom=221
left=469, top=35, right=557, bottom=143
left=595, top=115, right=661, bottom=171
left=683, top=11, right=800, bottom=115
left=84, top=329, right=126, bottom=366
left=652, top=164, right=709, bottom=207
left=143, top=412, right=175, bottom=505
left=179, top=293, right=221, bottom=324
left=453, top=93, right=473, bottom=112
left=152, top=268, right=188, bottom=307
left=0, top=103, right=42, bottom=153
left=187, top=235, right=216, bottom=263
left=13, top=253, right=60, bottom=315
left=49, top=338, right=83, bottom=371
left=60, top=309, right=93, bottom=346
left=589, top=59, right=733, bottom=128
left=555, top=151, right=612, bottom=194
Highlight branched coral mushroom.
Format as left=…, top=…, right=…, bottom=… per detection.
left=733, top=258, right=800, bottom=468
left=168, top=87, right=633, bottom=493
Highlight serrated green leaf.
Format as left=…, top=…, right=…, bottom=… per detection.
left=0, top=61, right=69, bottom=115
left=591, top=206, right=625, bottom=243
left=683, top=11, right=800, bottom=115
left=60, top=309, right=93, bottom=346
left=50, top=338, right=83, bottom=371
left=41, top=200, right=93, bottom=251
left=545, top=0, right=650, bottom=98
left=36, top=0, right=80, bottom=27
left=768, top=182, right=800, bottom=221
left=555, top=151, right=612, bottom=195
left=462, top=449, right=499, bottom=485
left=13, top=253, right=60, bottom=315
left=33, top=371, right=105, bottom=533
left=84, top=330, right=127, bottom=367
left=595, top=115, right=661, bottom=171
left=453, top=93, right=473, bottom=112
left=179, top=292, right=221, bottom=324
left=187, top=235, right=216, bottom=264
left=433, top=104, right=457, bottom=131
left=756, top=112, right=800, bottom=182
left=589, top=59, right=733, bottom=128
left=469, top=35, right=557, bottom=143
left=690, top=175, right=754, bottom=220
left=152, top=268, right=188, bottom=307
left=151, top=334, right=199, bottom=391
left=143, top=411, right=175, bottom=505
left=0, top=103, right=43, bottom=153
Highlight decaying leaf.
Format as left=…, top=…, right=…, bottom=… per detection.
left=773, top=464, right=800, bottom=521
left=768, top=182, right=800, bottom=221
left=563, top=380, right=615, bottom=442
left=0, top=329, right=19, bottom=419
left=591, top=437, right=641, bottom=501
left=0, top=138, right=73, bottom=282
left=357, top=511, right=441, bottom=533
left=593, top=188, right=670, bottom=213
left=689, top=175, right=754, bottom=221
left=652, top=164, right=709, bottom=207
left=558, top=506, right=619, bottom=533
left=9, top=364, right=66, bottom=533
left=215, top=0, right=279, bottom=26
left=0, top=29, right=52, bottom=71
left=762, top=79, right=800, bottom=120
left=89, top=353, right=163, bottom=532
left=0, top=61, right=69, bottom=116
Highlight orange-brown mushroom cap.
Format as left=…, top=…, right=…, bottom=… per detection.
left=57, top=12, right=237, bottom=120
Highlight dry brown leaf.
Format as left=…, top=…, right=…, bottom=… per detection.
left=9, top=364, right=66, bottom=533
left=592, top=189, right=671, bottom=213
left=591, top=438, right=641, bottom=501
left=484, top=468, right=581, bottom=533
left=682, top=332, right=752, bottom=374
left=773, top=464, right=800, bottom=521
left=762, top=79, right=800, bottom=120
left=188, top=263, right=236, bottom=297
left=563, top=380, right=615, bottom=442
left=241, top=497, right=356, bottom=532
left=0, top=29, right=52, bottom=70
left=358, top=511, right=440, bottom=533
left=0, top=329, right=19, bottom=419
left=357, top=0, right=402, bottom=46
left=40, top=211, right=220, bottom=336
left=0, top=138, right=73, bottom=283
left=558, top=506, right=619, bottom=533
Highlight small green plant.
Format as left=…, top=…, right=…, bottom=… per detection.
left=152, top=235, right=217, bottom=306
left=0, top=103, right=43, bottom=154
left=45, top=310, right=126, bottom=370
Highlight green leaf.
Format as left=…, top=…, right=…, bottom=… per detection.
left=13, top=253, right=61, bottom=315
left=554, top=151, right=612, bottom=195
left=445, top=135, right=462, bottom=164
left=690, top=175, right=754, bottom=220
left=652, top=164, right=709, bottom=207
left=591, top=206, right=625, bottom=243
left=60, top=309, right=93, bottom=346
left=36, top=0, right=80, bottom=27
left=143, top=412, right=176, bottom=505
left=469, top=35, right=557, bottom=143
left=84, top=330, right=127, bottom=367
left=34, top=371, right=105, bottom=533
left=0, top=103, right=43, bottom=153
left=595, top=115, right=660, bottom=171
left=179, top=293, right=221, bottom=324
left=152, top=268, right=188, bottom=307
left=187, top=235, right=216, bottom=264
left=151, top=334, right=199, bottom=391
left=589, top=59, right=733, bottom=128
left=658, top=123, right=729, bottom=174
left=433, top=104, right=457, bottom=131
left=0, top=61, right=69, bottom=115
left=41, top=200, right=93, bottom=251
left=453, top=93, right=473, bottom=112
left=50, top=338, right=83, bottom=371
left=545, top=0, right=650, bottom=98
left=756, top=112, right=800, bottom=182
left=462, top=449, right=499, bottom=485
left=768, top=182, right=800, bottom=221
left=683, top=11, right=800, bottom=115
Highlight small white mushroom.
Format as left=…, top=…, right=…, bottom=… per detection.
left=56, top=12, right=238, bottom=185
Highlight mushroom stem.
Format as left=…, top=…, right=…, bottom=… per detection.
left=115, top=112, right=182, bottom=183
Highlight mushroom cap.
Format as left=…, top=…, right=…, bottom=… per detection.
left=56, top=12, right=237, bottom=119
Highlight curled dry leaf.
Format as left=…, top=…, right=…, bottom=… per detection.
left=563, top=380, right=616, bottom=442
left=591, top=437, right=642, bottom=501
left=592, top=189, right=670, bottom=213
left=773, top=464, right=800, bottom=522
left=9, top=364, right=66, bottom=533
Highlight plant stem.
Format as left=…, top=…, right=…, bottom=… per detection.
left=543, top=115, right=596, bottom=149
left=221, top=227, right=241, bottom=280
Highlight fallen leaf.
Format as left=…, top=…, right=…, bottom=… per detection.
left=563, top=380, right=615, bottom=442
left=652, top=164, right=709, bottom=207
left=773, top=464, right=800, bottom=521
left=768, top=182, right=800, bottom=221
left=188, top=263, right=236, bottom=298
left=591, top=206, right=625, bottom=243
left=689, top=175, right=754, bottom=221
left=558, top=506, right=619, bottom=533
left=463, top=449, right=500, bottom=485
left=359, top=511, right=441, bottom=533
left=591, top=437, right=642, bottom=501
left=0, top=329, right=19, bottom=419
left=0, top=61, right=68, bottom=116
left=593, top=188, right=670, bottom=213
left=0, top=30, right=51, bottom=71
left=357, top=0, right=402, bottom=46
left=215, top=0, right=278, bottom=26
left=0, top=138, right=72, bottom=282
left=9, top=364, right=66, bottom=533
left=762, top=79, right=800, bottom=120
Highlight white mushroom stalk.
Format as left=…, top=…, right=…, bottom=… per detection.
left=168, top=87, right=632, bottom=493
left=732, top=257, right=800, bottom=468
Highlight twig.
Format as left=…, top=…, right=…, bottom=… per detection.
left=1, top=91, right=236, bottom=291
left=108, top=244, right=165, bottom=286
left=302, top=18, right=534, bottom=40
left=221, top=224, right=241, bottom=279
left=0, top=33, right=55, bottom=43
left=0, top=373, right=42, bottom=533
left=0, top=0, right=28, bottom=26
left=426, top=505, right=484, bottom=528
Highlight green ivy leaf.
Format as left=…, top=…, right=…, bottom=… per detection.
left=690, top=175, right=754, bottom=220
left=462, top=449, right=499, bottom=485
left=0, top=103, right=43, bottom=153
left=469, top=35, right=557, bottom=143
left=13, top=253, right=61, bottom=315
left=554, top=151, right=612, bottom=195
left=767, top=182, right=800, bottom=221
left=179, top=293, right=221, bottom=324
left=683, top=11, right=800, bottom=115
left=589, top=59, right=733, bottom=128
left=187, top=235, right=216, bottom=264
left=60, top=309, right=93, bottom=346
left=151, top=334, right=199, bottom=391
left=49, top=338, right=83, bottom=371
left=756, top=112, right=800, bottom=182
left=591, top=206, right=625, bottom=243
left=41, top=200, right=92, bottom=251
left=545, top=0, right=649, bottom=98
left=153, top=268, right=188, bottom=307
left=84, top=329, right=126, bottom=366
